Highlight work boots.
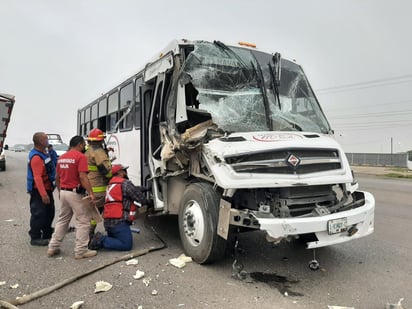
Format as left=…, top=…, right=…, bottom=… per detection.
left=74, top=250, right=97, bottom=259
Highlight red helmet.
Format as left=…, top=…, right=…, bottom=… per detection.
left=112, top=164, right=129, bottom=175
left=87, top=128, right=105, bottom=141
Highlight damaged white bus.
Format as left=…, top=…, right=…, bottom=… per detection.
left=77, top=39, right=375, bottom=264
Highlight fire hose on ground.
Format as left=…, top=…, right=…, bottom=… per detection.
left=0, top=219, right=167, bottom=308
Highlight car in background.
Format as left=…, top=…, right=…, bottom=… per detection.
left=53, top=143, right=69, bottom=157
left=47, top=134, right=64, bottom=145
left=13, top=144, right=25, bottom=152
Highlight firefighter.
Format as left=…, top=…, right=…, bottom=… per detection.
left=85, top=128, right=112, bottom=212
left=85, top=128, right=112, bottom=239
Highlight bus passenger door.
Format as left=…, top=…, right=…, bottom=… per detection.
left=141, top=83, right=154, bottom=190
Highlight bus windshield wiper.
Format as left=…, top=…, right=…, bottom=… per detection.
left=268, top=52, right=281, bottom=110
left=250, top=60, right=272, bottom=130
left=213, top=40, right=249, bottom=69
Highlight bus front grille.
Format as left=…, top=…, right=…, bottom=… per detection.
left=225, top=148, right=341, bottom=174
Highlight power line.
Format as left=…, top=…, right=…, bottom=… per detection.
left=332, top=122, right=412, bottom=131
left=330, top=110, right=412, bottom=120
left=333, top=119, right=412, bottom=126
left=316, top=74, right=412, bottom=94
left=324, top=98, right=412, bottom=112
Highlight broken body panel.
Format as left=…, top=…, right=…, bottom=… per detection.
left=79, top=39, right=375, bottom=264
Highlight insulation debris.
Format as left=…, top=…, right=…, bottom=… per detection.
left=70, top=300, right=85, bottom=309
left=177, top=254, right=192, bottom=263
left=142, top=278, right=151, bottom=287
left=125, top=258, right=139, bottom=266
left=133, top=270, right=145, bottom=280
left=169, top=258, right=186, bottom=269
left=169, top=254, right=193, bottom=268
left=94, top=281, right=112, bottom=293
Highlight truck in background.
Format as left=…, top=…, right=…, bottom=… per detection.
left=0, top=93, right=15, bottom=171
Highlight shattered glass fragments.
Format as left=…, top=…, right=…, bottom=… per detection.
left=181, top=41, right=331, bottom=134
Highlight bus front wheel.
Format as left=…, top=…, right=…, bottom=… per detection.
left=178, top=183, right=226, bottom=264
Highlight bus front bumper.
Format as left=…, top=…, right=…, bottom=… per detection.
left=253, top=191, right=375, bottom=249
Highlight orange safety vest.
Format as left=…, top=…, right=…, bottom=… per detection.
left=103, top=177, right=137, bottom=222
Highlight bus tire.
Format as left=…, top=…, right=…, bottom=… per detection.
left=178, top=182, right=226, bottom=264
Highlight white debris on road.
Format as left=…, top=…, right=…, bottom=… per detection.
left=133, top=270, right=145, bottom=280
left=125, top=258, right=139, bottom=266
left=385, top=298, right=405, bottom=309
left=9, top=284, right=19, bottom=289
left=142, top=278, right=151, bottom=287
left=94, top=281, right=113, bottom=293
left=169, top=253, right=193, bottom=269
left=70, top=300, right=84, bottom=309
left=169, top=258, right=185, bottom=269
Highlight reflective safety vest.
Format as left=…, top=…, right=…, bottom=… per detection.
left=86, top=145, right=112, bottom=193
left=27, top=149, right=56, bottom=193
left=103, top=177, right=137, bottom=222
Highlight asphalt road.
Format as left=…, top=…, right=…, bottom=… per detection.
left=0, top=151, right=411, bottom=309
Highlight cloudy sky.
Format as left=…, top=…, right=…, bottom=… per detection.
left=1, top=0, right=411, bottom=153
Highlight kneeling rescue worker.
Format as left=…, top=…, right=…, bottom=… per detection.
left=89, top=164, right=152, bottom=251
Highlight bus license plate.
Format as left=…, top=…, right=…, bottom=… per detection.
left=327, top=218, right=347, bottom=235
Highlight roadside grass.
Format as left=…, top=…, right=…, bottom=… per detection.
left=385, top=167, right=412, bottom=179
left=384, top=173, right=412, bottom=179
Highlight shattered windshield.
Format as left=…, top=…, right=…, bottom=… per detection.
left=181, top=41, right=331, bottom=134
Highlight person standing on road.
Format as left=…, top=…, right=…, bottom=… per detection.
left=47, top=135, right=97, bottom=259
left=89, top=164, right=152, bottom=251
left=27, top=132, right=56, bottom=246
left=47, top=144, right=58, bottom=167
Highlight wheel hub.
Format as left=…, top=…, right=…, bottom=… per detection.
left=183, top=200, right=205, bottom=247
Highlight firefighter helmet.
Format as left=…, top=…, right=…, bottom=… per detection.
left=87, top=128, right=105, bottom=141
left=112, top=164, right=129, bottom=175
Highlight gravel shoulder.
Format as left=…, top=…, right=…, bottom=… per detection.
left=351, top=165, right=412, bottom=178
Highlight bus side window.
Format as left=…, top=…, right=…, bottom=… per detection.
left=120, top=82, right=134, bottom=131
left=107, top=91, right=119, bottom=132
left=98, top=97, right=107, bottom=132
left=91, top=102, right=98, bottom=130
